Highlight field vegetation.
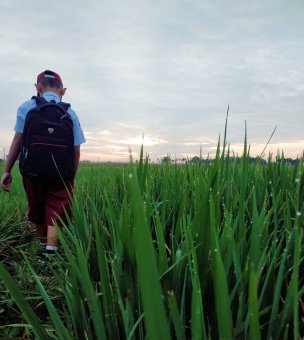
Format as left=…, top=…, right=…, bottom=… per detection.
left=0, top=143, right=303, bottom=339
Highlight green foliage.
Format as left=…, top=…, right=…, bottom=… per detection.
left=0, top=149, right=303, bottom=338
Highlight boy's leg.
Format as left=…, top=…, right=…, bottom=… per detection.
left=35, top=224, right=47, bottom=242
left=45, top=180, right=74, bottom=252
left=35, top=224, right=48, bottom=252
left=46, top=224, right=59, bottom=251
left=22, top=178, right=48, bottom=253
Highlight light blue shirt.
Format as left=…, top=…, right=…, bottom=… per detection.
left=14, top=92, right=86, bottom=146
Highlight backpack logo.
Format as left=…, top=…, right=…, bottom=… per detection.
left=48, top=128, right=54, bottom=134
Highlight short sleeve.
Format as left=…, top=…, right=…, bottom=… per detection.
left=14, top=99, right=36, bottom=133
left=67, top=107, right=86, bottom=146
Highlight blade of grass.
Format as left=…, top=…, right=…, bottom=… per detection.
left=130, top=162, right=171, bottom=339
left=210, top=195, right=233, bottom=340
left=167, top=290, right=185, bottom=340
left=74, top=239, right=107, bottom=338
left=23, top=255, right=71, bottom=338
left=0, top=262, right=51, bottom=339
left=249, top=265, right=261, bottom=340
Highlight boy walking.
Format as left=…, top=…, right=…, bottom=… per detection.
left=0, top=70, right=86, bottom=255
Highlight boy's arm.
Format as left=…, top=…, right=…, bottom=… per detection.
left=0, top=132, right=22, bottom=192
left=74, top=145, right=81, bottom=176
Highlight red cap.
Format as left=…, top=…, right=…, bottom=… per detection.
left=37, top=70, right=63, bottom=85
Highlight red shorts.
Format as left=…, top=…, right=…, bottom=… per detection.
left=23, top=177, right=74, bottom=227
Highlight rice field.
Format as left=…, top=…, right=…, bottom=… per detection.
left=0, top=144, right=303, bottom=339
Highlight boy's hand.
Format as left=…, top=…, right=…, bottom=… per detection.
left=0, top=172, right=12, bottom=192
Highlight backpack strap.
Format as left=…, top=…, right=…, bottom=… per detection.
left=31, top=95, right=71, bottom=113
left=58, top=101, right=71, bottom=111
left=31, top=96, right=48, bottom=107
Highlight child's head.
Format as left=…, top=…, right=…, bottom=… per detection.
left=35, top=70, right=67, bottom=98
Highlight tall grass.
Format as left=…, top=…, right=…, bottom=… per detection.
left=0, top=145, right=303, bottom=339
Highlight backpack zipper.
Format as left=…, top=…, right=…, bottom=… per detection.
left=30, top=143, right=68, bottom=148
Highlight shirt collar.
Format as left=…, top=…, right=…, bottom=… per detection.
left=42, top=91, right=61, bottom=102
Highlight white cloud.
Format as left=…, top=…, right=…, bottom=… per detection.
left=98, top=130, right=112, bottom=135
left=116, top=135, right=168, bottom=146
left=0, top=0, right=303, bottom=162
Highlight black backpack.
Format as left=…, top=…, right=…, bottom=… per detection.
left=19, top=96, right=75, bottom=182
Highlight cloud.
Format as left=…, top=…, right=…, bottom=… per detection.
left=104, top=145, right=126, bottom=150
left=116, top=135, right=169, bottom=146
left=0, top=1, right=303, bottom=161
left=98, top=130, right=112, bottom=135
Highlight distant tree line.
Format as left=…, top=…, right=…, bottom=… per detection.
left=275, top=157, right=301, bottom=165
left=158, top=156, right=301, bottom=165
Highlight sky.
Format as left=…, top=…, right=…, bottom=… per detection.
left=0, top=0, right=303, bottom=162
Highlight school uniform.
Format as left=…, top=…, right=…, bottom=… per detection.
left=14, top=91, right=86, bottom=227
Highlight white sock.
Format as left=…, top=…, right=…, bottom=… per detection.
left=46, top=245, right=58, bottom=251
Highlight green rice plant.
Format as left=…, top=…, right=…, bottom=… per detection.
left=249, top=265, right=261, bottom=340
left=0, top=143, right=303, bottom=338
left=130, top=159, right=171, bottom=339
left=210, top=195, right=233, bottom=339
